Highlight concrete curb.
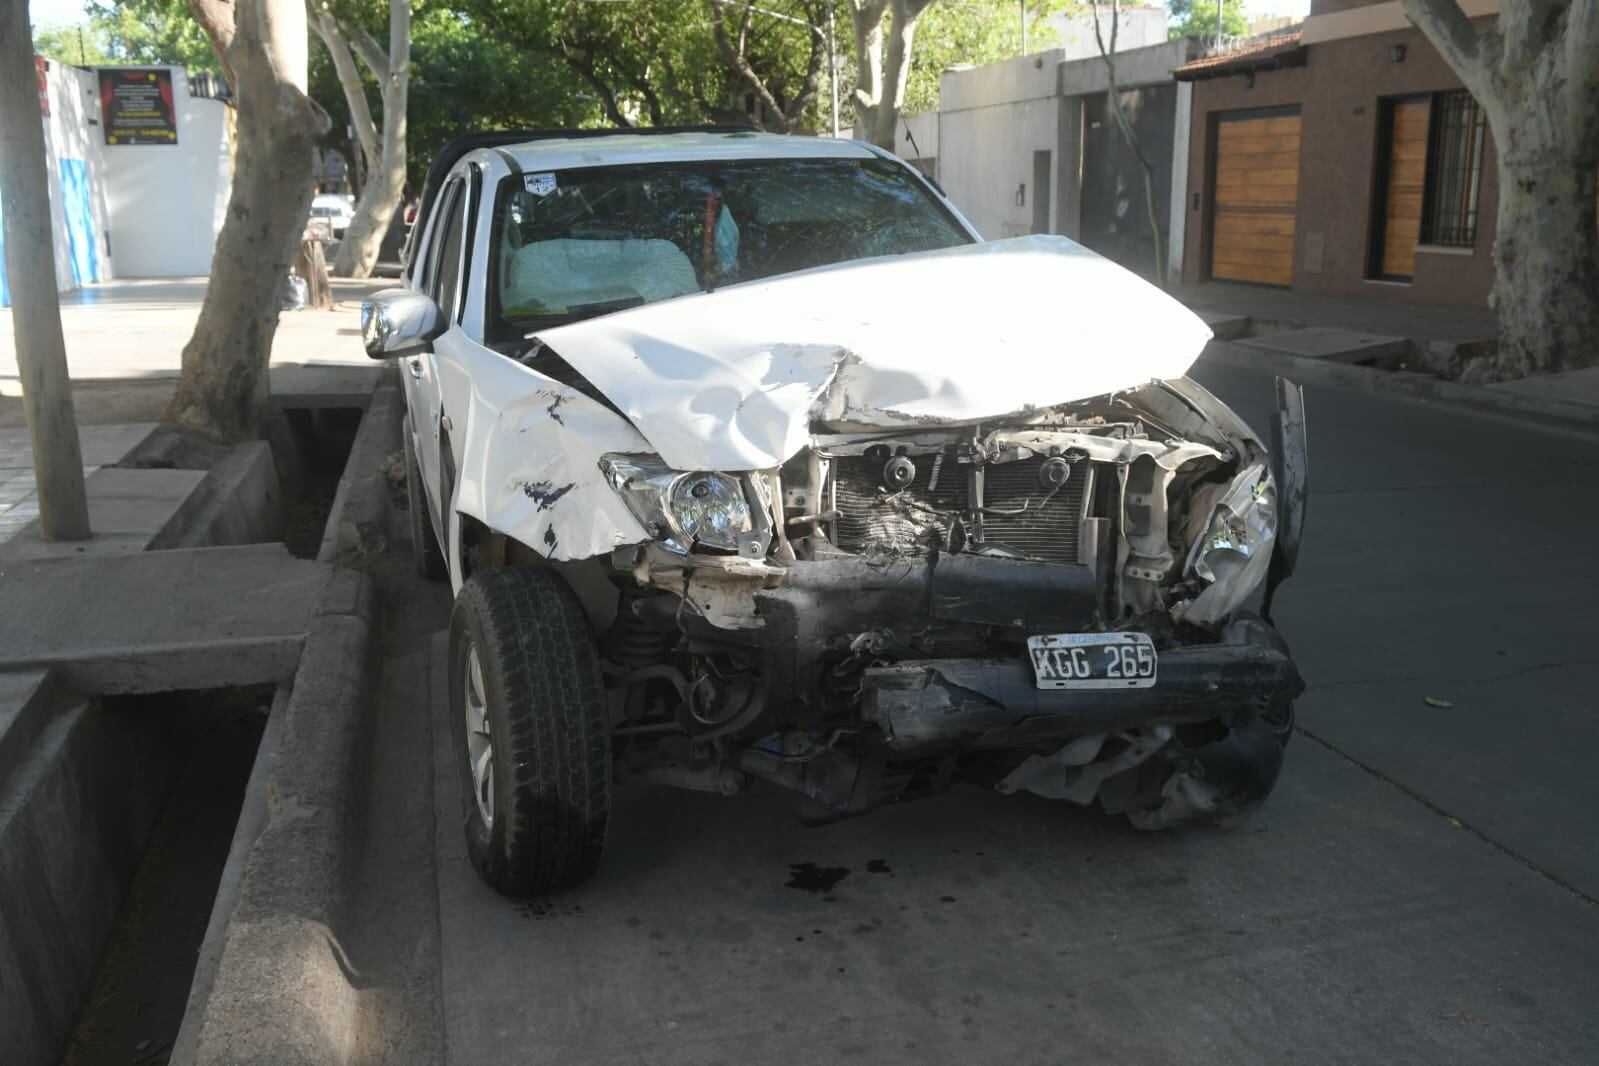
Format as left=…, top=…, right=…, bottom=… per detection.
left=1201, top=340, right=1599, bottom=435
left=318, top=369, right=405, bottom=564
left=173, top=370, right=407, bottom=1065
left=169, top=570, right=377, bottom=1066
left=163, top=441, right=286, bottom=548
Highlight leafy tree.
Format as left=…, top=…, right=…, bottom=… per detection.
left=31, top=23, right=116, bottom=67
left=708, top=0, right=830, bottom=134
left=899, top=0, right=1065, bottom=116
left=454, top=0, right=736, bottom=127
left=31, top=0, right=219, bottom=72
left=1166, top=0, right=1248, bottom=42
left=309, top=0, right=412, bottom=276
left=404, top=11, right=600, bottom=184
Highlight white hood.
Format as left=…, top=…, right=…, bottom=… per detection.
left=533, top=235, right=1212, bottom=471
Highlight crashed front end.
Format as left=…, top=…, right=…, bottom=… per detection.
left=586, top=378, right=1301, bottom=829
left=470, top=237, right=1305, bottom=829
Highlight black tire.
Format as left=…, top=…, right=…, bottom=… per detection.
left=449, top=567, right=611, bottom=896
left=402, top=415, right=447, bottom=581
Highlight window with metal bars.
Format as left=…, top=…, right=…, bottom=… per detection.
left=1421, top=89, right=1486, bottom=247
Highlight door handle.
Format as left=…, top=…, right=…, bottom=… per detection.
left=408, top=357, right=424, bottom=378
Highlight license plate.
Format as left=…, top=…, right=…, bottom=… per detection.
left=1027, top=632, right=1158, bottom=690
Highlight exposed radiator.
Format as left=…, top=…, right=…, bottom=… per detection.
left=977, top=458, right=1087, bottom=564
left=829, top=452, right=1088, bottom=564
left=832, top=449, right=969, bottom=555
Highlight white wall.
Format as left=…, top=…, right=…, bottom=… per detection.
left=40, top=64, right=116, bottom=291
left=1047, top=7, right=1170, bottom=61
left=1, top=60, right=115, bottom=302
left=937, top=52, right=1066, bottom=240
left=99, top=67, right=232, bottom=278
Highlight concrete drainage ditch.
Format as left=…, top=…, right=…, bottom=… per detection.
left=0, top=371, right=401, bottom=1066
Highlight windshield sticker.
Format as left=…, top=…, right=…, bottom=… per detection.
left=524, top=172, right=557, bottom=197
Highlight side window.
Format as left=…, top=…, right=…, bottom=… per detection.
left=432, top=183, right=468, bottom=322
left=420, top=178, right=461, bottom=301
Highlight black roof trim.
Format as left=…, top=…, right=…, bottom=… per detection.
left=402, top=125, right=761, bottom=271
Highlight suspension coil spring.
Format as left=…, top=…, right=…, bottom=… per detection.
left=620, top=615, right=669, bottom=665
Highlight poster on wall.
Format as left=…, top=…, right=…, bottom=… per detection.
left=98, top=69, right=177, bottom=145
left=37, top=57, right=49, bottom=117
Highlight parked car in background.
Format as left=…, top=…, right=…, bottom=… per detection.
left=363, top=128, right=1309, bottom=897
left=309, top=193, right=355, bottom=240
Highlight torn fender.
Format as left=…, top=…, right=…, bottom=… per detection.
left=446, top=341, right=653, bottom=563
left=534, top=235, right=1214, bottom=471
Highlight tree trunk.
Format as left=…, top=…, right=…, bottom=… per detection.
left=850, top=0, right=889, bottom=140
left=330, top=1, right=410, bottom=278
left=0, top=4, right=90, bottom=538
left=310, top=11, right=379, bottom=179
left=869, top=0, right=929, bottom=149
left=169, top=0, right=329, bottom=440
left=1483, top=152, right=1599, bottom=380
left=1398, top=0, right=1599, bottom=376
left=294, top=238, right=334, bottom=310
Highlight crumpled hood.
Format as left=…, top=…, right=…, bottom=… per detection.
left=533, top=234, right=1212, bottom=471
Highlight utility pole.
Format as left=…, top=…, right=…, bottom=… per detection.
left=0, top=3, right=91, bottom=540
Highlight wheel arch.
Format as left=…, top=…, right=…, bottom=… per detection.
left=457, top=519, right=620, bottom=636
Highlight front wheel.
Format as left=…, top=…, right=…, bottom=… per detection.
left=449, top=567, right=611, bottom=895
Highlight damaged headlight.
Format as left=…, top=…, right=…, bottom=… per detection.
left=1173, top=465, right=1278, bottom=626
left=600, top=454, right=754, bottom=553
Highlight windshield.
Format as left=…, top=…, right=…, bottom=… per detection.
left=486, top=157, right=971, bottom=341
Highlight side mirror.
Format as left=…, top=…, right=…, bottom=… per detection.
left=361, top=289, right=443, bottom=359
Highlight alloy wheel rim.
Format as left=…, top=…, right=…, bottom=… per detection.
left=463, top=644, right=495, bottom=829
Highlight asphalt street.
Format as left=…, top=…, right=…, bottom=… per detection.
left=393, top=360, right=1599, bottom=1064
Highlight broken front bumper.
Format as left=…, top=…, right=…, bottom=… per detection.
left=861, top=617, right=1302, bottom=754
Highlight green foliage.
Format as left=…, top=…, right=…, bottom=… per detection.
left=31, top=22, right=116, bottom=67
left=900, top=0, right=1071, bottom=116
left=451, top=0, right=745, bottom=127
left=1167, top=0, right=1249, bottom=42
left=405, top=9, right=603, bottom=186
left=32, top=0, right=217, bottom=72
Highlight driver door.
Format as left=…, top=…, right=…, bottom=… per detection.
left=407, top=175, right=468, bottom=545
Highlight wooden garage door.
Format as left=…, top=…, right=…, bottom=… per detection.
left=1210, top=111, right=1302, bottom=286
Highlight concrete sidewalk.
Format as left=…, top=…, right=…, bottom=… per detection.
left=0, top=423, right=196, bottom=552
left=0, top=276, right=384, bottom=389
left=1174, top=281, right=1497, bottom=349
left=1178, top=281, right=1599, bottom=426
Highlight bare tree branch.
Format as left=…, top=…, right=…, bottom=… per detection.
left=1090, top=0, right=1167, bottom=285
left=184, top=0, right=238, bottom=87
left=709, top=1, right=790, bottom=130
left=558, top=46, right=635, bottom=127
left=308, top=9, right=379, bottom=175
left=850, top=0, right=890, bottom=116
left=1500, top=0, right=1564, bottom=68
left=1400, top=0, right=1490, bottom=93
left=346, top=20, right=391, bottom=83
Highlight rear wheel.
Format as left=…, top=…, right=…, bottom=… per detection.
left=449, top=567, right=611, bottom=895
left=402, top=415, right=447, bottom=581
